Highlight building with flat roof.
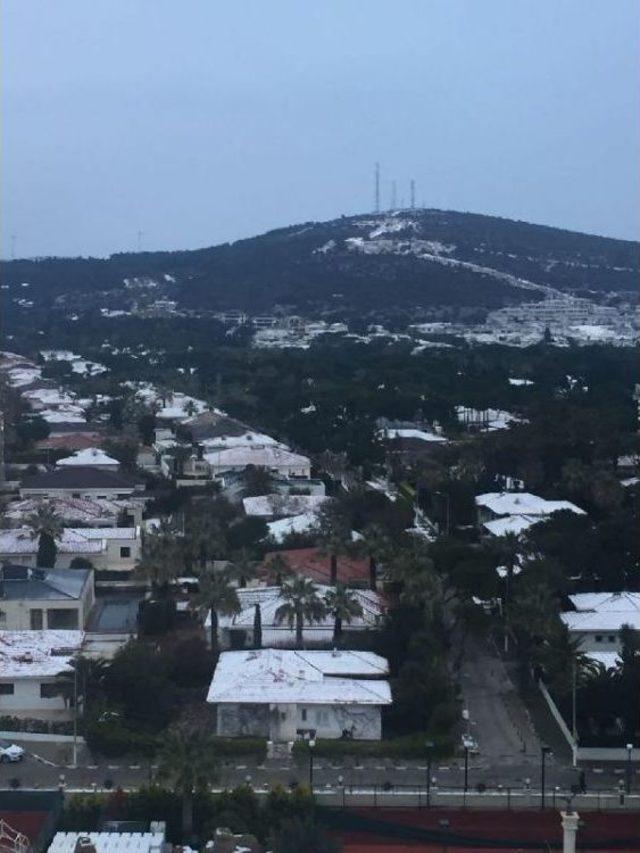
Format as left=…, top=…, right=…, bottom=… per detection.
left=561, top=592, right=639, bottom=655
left=207, top=648, right=391, bottom=740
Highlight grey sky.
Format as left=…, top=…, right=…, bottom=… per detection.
left=2, top=0, right=638, bottom=258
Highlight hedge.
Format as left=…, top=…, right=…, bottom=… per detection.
left=291, top=733, right=454, bottom=761
left=0, top=716, right=74, bottom=735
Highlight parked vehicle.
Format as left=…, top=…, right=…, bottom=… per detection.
left=0, top=744, right=25, bottom=763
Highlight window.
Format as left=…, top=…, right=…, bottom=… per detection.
left=40, top=683, right=60, bottom=699
left=301, top=708, right=307, bottom=721
left=0, top=683, right=14, bottom=695
left=30, top=609, right=43, bottom=630
left=595, top=635, right=602, bottom=643
left=47, top=608, right=79, bottom=630
left=120, top=547, right=131, bottom=558
left=72, top=492, right=81, bottom=499
left=608, top=635, right=615, bottom=643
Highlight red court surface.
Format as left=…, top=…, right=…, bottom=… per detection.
left=331, top=807, right=640, bottom=851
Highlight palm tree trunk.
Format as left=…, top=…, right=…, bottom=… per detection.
left=330, top=553, right=338, bottom=584
left=369, top=556, right=377, bottom=590
left=182, top=789, right=194, bottom=840
left=296, top=610, right=303, bottom=648
left=334, top=614, right=342, bottom=642
left=210, top=608, right=219, bottom=660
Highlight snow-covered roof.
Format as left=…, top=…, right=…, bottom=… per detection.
left=207, top=649, right=391, bottom=705
left=49, top=833, right=164, bottom=853
left=381, top=428, right=447, bottom=443
left=204, top=446, right=310, bottom=470
left=0, top=527, right=137, bottom=555
left=561, top=593, right=639, bottom=633
left=475, top=492, right=585, bottom=518
left=243, top=494, right=327, bottom=517
left=6, top=367, right=42, bottom=387
left=201, top=431, right=282, bottom=450
left=508, top=378, right=534, bottom=386
left=0, top=630, right=84, bottom=678
left=266, top=512, right=319, bottom=542
left=57, top=448, right=120, bottom=468
left=584, top=651, right=621, bottom=670
left=207, top=648, right=391, bottom=706
left=22, top=387, right=77, bottom=406
left=483, top=514, right=542, bottom=537
left=4, top=496, right=126, bottom=525
left=39, top=409, right=87, bottom=424
left=214, top=585, right=384, bottom=632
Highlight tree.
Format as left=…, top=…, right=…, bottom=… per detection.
left=135, top=519, right=183, bottom=593
left=275, top=578, right=327, bottom=648
left=194, top=565, right=241, bottom=660
left=361, top=523, right=392, bottom=590
left=185, top=513, right=226, bottom=569
left=324, top=583, right=363, bottom=642
left=27, top=503, right=63, bottom=568
left=229, top=548, right=257, bottom=588
left=253, top=602, right=263, bottom=649
left=266, top=553, right=294, bottom=585
left=158, top=725, right=218, bottom=841
left=316, top=503, right=353, bottom=584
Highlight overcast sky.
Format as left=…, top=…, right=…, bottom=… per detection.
left=2, top=0, right=638, bottom=258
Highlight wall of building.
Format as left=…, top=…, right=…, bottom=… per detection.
left=215, top=701, right=382, bottom=741
left=0, top=677, right=72, bottom=720
left=571, top=629, right=622, bottom=652
left=1, top=599, right=82, bottom=631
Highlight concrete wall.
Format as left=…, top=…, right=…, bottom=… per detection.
left=1, top=598, right=81, bottom=630
left=215, top=701, right=382, bottom=741
left=571, top=629, right=623, bottom=652
left=0, top=677, right=71, bottom=720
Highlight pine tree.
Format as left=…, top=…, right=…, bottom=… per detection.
left=253, top=602, right=263, bottom=649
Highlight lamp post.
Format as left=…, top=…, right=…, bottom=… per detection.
left=308, top=738, right=316, bottom=792
left=72, top=659, right=78, bottom=767
left=625, top=743, right=633, bottom=794
left=425, top=740, right=435, bottom=807
left=540, top=746, right=552, bottom=809
left=463, top=745, right=469, bottom=793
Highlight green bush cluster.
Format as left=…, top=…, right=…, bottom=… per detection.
left=0, top=716, right=73, bottom=735
left=292, top=733, right=453, bottom=761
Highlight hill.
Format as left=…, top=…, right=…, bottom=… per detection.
left=2, top=209, right=637, bottom=321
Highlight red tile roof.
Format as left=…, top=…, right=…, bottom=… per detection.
left=263, top=546, right=370, bottom=586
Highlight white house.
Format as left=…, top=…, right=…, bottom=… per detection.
left=561, top=592, right=639, bottom=656
left=204, top=446, right=311, bottom=479
left=0, top=527, right=141, bottom=572
left=266, top=512, right=320, bottom=543
left=3, top=496, right=142, bottom=528
left=207, top=648, right=391, bottom=740
left=56, top=448, right=120, bottom=471
left=475, top=491, right=585, bottom=535
left=0, top=630, right=84, bottom=720
left=242, top=494, right=328, bottom=518
left=212, top=585, right=385, bottom=649
left=0, top=564, right=95, bottom=630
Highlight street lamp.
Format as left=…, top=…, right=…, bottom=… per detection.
left=308, top=738, right=316, bottom=792
left=463, top=745, right=469, bottom=793
left=425, top=740, right=435, bottom=807
left=625, top=743, right=633, bottom=794
left=540, top=746, right=552, bottom=810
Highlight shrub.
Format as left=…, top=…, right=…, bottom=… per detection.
left=291, top=733, right=453, bottom=762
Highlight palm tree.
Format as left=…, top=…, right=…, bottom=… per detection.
left=183, top=399, right=198, bottom=418
left=317, top=504, right=352, bottom=584
left=324, top=583, right=363, bottom=642
left=158, top=726, right=218, bottom=841
left=194, top=564, right=240, bottom=659
left=361, top=523, right=392, bottom=590
left=135, top=518, right=183, bottom=593
left=185, top=514, right=226, bottom=570
left=266, top=552, right=293, bottom=585
left=26, top=502, right=64, bottom=568
left=275, top=577, right=327, bottom=648
left=229, top=548, right=257, bottom=588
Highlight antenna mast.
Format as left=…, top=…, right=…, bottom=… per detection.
left=374, top=162, right=380, bottom=214
left=390, top=181, right=397, bottom=211
left=410, top=179, right=416, bottom=210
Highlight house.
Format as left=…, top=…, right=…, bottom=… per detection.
left=561, top=592, right=639, bottom=656
left=212, top=585, right=385, bottom=649
left=207, top=648, right=391, bottom=740
left=56, top=448, right=120, bottom=471
left=0, top=564, right=95, bottom=630
left=3, top=496, right=142, bottom=528
left=136, top=445, right=159, bottom=472
left=20, top=467, right=144, bottom=501
left=475, top=491, right=585, bottom=535
left=0, top=527, right=141, bottom=572
left=204, top=446, right=311, bottom=479
left=262, top=547, right=371, bottom=587
left=266, top=512, right=320, bottom=543
left=0, top=630, right=84, bottom=720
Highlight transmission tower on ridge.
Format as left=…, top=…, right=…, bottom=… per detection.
left=390, top=180, right=397, bottom=211
left=374, top=162, right=380, bottom=214
left=410, top=179, right=416, bottom=210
